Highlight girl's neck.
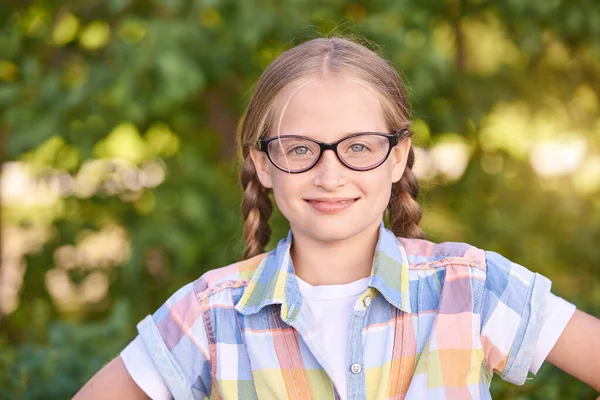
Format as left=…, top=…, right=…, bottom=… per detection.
left=289, top=220, right=380, bottom=286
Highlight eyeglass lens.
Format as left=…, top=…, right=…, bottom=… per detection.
left=267, top=134, right=390, bottom=172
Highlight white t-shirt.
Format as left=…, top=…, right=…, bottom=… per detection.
left=121, top=277, right=575, bottom=400
left=294, top=276, right=370, bottom=399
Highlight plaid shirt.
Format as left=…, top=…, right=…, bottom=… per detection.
left=137, top=222, right=552, bottom=399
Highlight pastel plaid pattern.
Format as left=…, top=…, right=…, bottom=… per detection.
left=137, top=222, right=551, bottom=399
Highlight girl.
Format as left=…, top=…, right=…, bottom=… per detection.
left=76, top=37, right=600, bottom=399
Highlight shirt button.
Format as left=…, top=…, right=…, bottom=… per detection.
left=363, top=296, right=371, bottom=307
left=350, top=363, right=362, bottom=374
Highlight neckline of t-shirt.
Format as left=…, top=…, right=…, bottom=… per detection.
left=295, top=275, right=370, bottom=301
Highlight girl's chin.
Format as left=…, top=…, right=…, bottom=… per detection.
left=296, top=223, right=369, bottom=242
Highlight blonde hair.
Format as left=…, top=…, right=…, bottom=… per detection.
left=238, top=37, right=424, bottom=259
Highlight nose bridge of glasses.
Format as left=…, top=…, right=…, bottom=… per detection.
left=313, top=142, right=347, bottom=172
left=320, top=141, right=341, bottom=157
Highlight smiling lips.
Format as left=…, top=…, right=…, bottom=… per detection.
left=304, top=197, right=359, bottom=213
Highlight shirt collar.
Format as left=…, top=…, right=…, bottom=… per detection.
left=234, top=221, right=412, bottom=322
left=368, top=221, right=412, bottom=313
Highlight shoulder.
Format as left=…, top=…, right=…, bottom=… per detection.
left=398, top=236, right=546, bottom=293
left=398, top=236, right=532, bottom=277
left=398, top=236, right=486, bottom=270
left=190, top=252, right=268, bottom=303
left=140, top=256, right=268, bottom=351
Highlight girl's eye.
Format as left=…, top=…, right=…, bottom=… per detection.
left=289, top=146, right=311, bottom=155
left=349, top=143, right=368, bottom=152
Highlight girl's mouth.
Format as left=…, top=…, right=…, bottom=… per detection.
left=304, top=198, right=359, bottom=213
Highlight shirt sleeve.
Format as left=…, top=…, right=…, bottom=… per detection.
left=120, top=335, right=173, bottom=400
left=136, top=281, right=212, bottom=400
left=480, top=250, right=552, bottom=385
left=529, top=292, right=576, bottom=374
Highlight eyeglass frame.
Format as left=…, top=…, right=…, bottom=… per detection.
left=258, top=128, right=410, bottom=174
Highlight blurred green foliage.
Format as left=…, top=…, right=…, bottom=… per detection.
left=1, top=0, right=599, bottom=398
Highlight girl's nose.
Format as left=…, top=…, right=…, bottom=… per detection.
left=311, top=149, right=347, bottom=190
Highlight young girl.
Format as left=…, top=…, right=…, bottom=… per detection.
left=76, top=37, right=600, bottom=399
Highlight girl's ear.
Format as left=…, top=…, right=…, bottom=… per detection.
left=391, top=137, right=412, bottom=183
left=249, top=148, right=274, bottom=189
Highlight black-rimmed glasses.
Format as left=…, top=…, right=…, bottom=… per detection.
left=259, top=128, right=408, bottom=173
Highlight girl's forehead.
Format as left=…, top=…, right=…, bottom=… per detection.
left=271, top=76, right=388, bottom=141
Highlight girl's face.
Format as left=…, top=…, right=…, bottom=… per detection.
left=250, top=75, right=411, bottom=245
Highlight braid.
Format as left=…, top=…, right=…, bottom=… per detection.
left=387, top=145, right=425, bottom=239
left=241, top=154, right=273, bottom=259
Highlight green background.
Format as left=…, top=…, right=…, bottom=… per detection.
left=1, top=0, right=599, bottom=398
